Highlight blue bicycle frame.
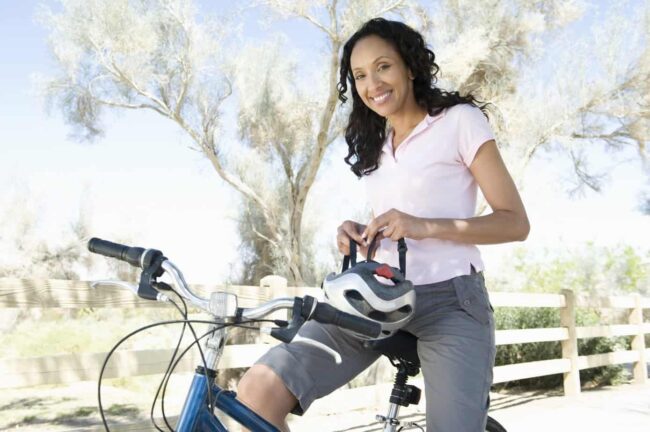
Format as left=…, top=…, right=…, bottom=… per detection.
left=176, top=371, right=279, bottom=432
left=88, top=247, right=348, bottom=432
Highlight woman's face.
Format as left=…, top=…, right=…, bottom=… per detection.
left=350, top=35, right=414, bottom=118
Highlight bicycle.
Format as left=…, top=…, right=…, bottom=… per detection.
left=88, top=237, right=507, bottom=431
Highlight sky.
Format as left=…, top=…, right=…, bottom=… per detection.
left=0, top=0, right=648, bottom=285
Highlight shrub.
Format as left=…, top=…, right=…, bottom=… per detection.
left=487, top=243, right=647, bottom=391
left=493, top=306, right=629, bottom=390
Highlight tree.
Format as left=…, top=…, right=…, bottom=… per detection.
left=404, top=0, right=649, bottom=201
left=228, top=1, right=416, bottom=284
left=639, top=183, right=650, bottom=215
left=0, top=184, right=140, bottom=281
left=41, top=0, right=649, bottom=285
left=39, top=0, right=412, bottom=285
left=0, top=186, right=88, bottom=279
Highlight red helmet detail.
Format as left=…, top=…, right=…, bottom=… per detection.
left=375, top=264, right=394, bottom=280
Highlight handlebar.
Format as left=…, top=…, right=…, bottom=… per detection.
left=88, top=237, right=166, bottom=270
left=311, top=302, right=381, bottom=338
left=88, top=238, right=382, bottom=339
left=88, top=238, right=146, bottom=267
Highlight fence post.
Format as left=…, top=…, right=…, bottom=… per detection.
left=560, top=289, right=581, bottom=395
left=260, top=275, right=288, bottom=293
left=260, top=275, right=289, bottom=344
left=629, top=294, right=648, bottom=384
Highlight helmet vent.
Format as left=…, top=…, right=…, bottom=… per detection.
left=345, top=290, right=364, bottom=301
left=345, top=290, right=374, bottom=315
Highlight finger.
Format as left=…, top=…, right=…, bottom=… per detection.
left=359, top=244, right=369, bottom=258
left=352, top=221, right=367, bottom=235
left=362, top=218, right=383, bottom=245
left=383, top=224, right=401, bottom=241
left=338, top=222, right=359, bottom=250
left=342, top=221, right=365, bottom=245
left=345, top=228, right=365, bottom=246
left=361, top=213, right=381, bottom=239
left=366, top=220, right=391, bottom=247
left=336, top=231, right=348, bottom=247
left=367, top=231, right=386, bottom=260
left=337, top=239, right=350, bottom=255
left=360, top=220, right=372, bottom=241
left=382, top=224, right=394, bottom=240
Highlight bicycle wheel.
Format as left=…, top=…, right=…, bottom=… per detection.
left=486, top=415, right=507, bottom=432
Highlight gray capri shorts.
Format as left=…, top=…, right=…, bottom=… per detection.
left=255, top=270, right=496, bottom=432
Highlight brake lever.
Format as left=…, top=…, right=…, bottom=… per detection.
left=90, top=280, right=170, bottom=303
left=91, top=280, right=138, bottom=295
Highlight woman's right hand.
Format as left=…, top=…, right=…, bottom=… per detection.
left=336, top=220, right=369, bottom=258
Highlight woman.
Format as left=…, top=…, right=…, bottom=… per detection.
left=238, top=18, right=529, bottom=431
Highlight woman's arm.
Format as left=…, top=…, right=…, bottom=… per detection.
left=362, top=140, right=530, bottom=245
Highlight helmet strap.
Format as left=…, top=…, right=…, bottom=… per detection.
left=342, top=238, right=408, bottom=278
left=397, top=238, right=408, bottom=278
left=342, top=239, right=358, bottom=272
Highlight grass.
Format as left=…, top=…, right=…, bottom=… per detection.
left=0, top=305, right=213, bottom=430
left=19, top=415, right=38, bottom=424
left=0, top=307, right=202, bottom=359
left=53, top=406, right=96, bottom=422
left=104, top=404, right=140, bottom=416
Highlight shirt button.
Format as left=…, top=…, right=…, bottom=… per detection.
left=463, top=299, right=471, bottom=306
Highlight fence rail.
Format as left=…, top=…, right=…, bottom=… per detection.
left=1, top=277, right=648, bottom=414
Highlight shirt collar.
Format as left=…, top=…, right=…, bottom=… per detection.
left=383, top=109, right=446, bottom=154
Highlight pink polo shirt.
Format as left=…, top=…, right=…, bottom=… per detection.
left=364, top=103, right=494, bottom=285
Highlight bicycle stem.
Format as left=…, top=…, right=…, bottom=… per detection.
left=161, top=260, right=297, bottom=320
left=157, top=259, right=361, bottom=365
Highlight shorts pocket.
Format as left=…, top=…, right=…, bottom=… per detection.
left=478, top=272, right=495, bottom=313
left=452, top=273, right=491, bottom=325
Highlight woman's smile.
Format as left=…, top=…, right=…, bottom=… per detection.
left=370, top=90, right=392, bottom=105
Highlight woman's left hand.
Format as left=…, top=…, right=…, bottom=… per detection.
left=361, top=209, right=430, bottom=245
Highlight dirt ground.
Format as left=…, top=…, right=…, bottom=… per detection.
left=2, top=379, right=649, bottom=431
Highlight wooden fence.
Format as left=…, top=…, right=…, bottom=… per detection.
left=1, top=276, right=649, bottom=417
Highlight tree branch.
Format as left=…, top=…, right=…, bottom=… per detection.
left=85, top=76, right=172, bottom=117
left=170, top=6, right=192, bottom=117
left=108, top=60, right=171, bottom=115
left=295, top=41, right=341, bottom=192
left=94, top=98, right=167, bottom=115
left=302, top=13, right=335, bottom=39
left=252, top=225, right=278, bottom=247
left=374, top=0, right=407, bottom=19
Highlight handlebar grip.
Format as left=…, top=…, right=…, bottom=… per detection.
left=311, top=302, right=381, bottom=339
left=87, top=238, right=145, bottom=268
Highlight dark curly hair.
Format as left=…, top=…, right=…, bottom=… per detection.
left=338, top=18, right=488, bottom=178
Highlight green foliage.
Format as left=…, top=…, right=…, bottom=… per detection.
left=493, top=306, right=629, bottom=390
left=53, top=406, right=95, bottom=422
left=489, top=242, right=647, bottom=391
left=0, top=308, right=183, bottom=358
left=104, top=404, right=140, bottom=416
left=603, top=245, right=650, bottom=295
left=492, top=243, right=650, bottom=296
left=20, top=415, right=38, bottom=424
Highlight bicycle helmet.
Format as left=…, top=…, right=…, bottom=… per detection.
left=322, top=238, right=416, bottom=340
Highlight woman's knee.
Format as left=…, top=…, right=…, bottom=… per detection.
left=237, top=364, right=297, bottom=417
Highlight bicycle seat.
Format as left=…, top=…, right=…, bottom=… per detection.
left=364, top=330, right=420, bottom=367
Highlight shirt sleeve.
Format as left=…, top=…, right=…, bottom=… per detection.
left=457, top=104, right=495, bottom=167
